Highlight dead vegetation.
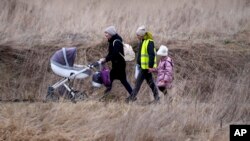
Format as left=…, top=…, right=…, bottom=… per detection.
left=0, top=0, right=250, bottom=140
left=0, top=37, right=250, bottom=141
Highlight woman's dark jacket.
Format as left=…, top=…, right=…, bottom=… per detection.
left=105, top=34, right=126, bottom=79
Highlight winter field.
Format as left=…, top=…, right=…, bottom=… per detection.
left=0, top=0, right=250, bottom=140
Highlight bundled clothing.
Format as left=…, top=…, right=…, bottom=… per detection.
left=155, top=56, right=174, bottom=89
left=104, top=34, right=132, bottom=95
left=105, top=34, right=125, bottom=79
left=129, top=32, right=159, bottom=102
left=136, top=39, right=155, bottom=68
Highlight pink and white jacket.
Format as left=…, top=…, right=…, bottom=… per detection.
left=155, top=56, right=174, bottom=88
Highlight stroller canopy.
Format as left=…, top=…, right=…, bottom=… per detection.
left=50, top=47, right=91, bottom=79
left=51, top=47, right=77, bottom=67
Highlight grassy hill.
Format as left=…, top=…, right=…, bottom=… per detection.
left=0, top=0, right=249, bottom=141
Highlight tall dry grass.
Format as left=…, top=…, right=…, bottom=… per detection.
left=0, top=0, right=250, bottom=46
left=0, top=70, right=249, bottom=141
left=0, top=0, right=250, bottom=141
left=1, top=40, right=250, bottom=141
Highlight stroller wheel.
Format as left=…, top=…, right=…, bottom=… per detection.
left=46, top=86, right=59, bottom=102
left=73, top=91, right=88, bottom=102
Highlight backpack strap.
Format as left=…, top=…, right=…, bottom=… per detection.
left=113, top=39, right=122, bottom=46
left=62, top=48, right=69, bottom=67
left=162, top=58, right=173, bottom=70
left=166, top=60, right=173, bottom=67
left=113, top=39, right=125, bottom=59
left=168, top=58, right=173, bottom=67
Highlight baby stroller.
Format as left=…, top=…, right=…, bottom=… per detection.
left=46, top=47, right=102, bottom=103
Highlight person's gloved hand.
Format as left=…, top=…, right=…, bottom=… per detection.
left=148, top=68, right=155, bottom=73
left=99, top=58, right=106, bottom=63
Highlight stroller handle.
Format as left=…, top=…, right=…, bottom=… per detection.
left=88, top=60, right=102, bottom=69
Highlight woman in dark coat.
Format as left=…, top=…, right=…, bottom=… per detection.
left=99, top=26, right=132, bottom=98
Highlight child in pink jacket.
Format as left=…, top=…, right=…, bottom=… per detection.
left=153, top=45, right=174, bottom=95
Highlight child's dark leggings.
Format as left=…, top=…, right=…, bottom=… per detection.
left=158, top=86, right=168, bottom=95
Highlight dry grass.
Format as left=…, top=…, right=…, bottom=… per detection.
left=0, top=75, right=249, bottom=141
left=1, top=40, right=249, bottom=141
left=0, top=0, right=250, bottom=141
left=0, top=0, right=250, bottom=46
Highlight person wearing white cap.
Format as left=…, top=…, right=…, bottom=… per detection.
left=154, top=45, right=174, bottom=95
left=99, top=26, right=133, bottom=99
left=126, top=25, right=159, bottom=103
